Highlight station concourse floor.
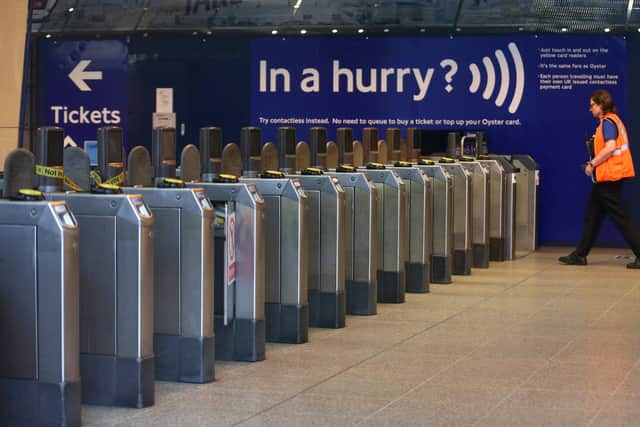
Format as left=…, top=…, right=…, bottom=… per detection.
left=85, top=247, right=640, bottom=427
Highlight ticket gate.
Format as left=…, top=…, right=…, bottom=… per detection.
left=289, top=128, right=346, bottom=328
left=357, top=161, right=406, bottom=303
left=387, top=161, right=431, bottom=293
left=182, top=128, right=266, bottom=361
left=476, top=156, right=512, bottom=262
left=0, top=149, right=81, bottom=426
left=484, top=155, right=518, bottom=260
left=33, top=127, right=156, bottom=407
left=125, top=127, right=215, bottom=383
left=510, top=155, right=540, bottom=255
left=415, top=159, right=454, bottom=284
left=458, top=157, right=491, bottom=269
left=437, top=158, right=473, bottom=275
left=329, top=128, right=378, bottom=315
left=232, top=128, right=309, bottom=343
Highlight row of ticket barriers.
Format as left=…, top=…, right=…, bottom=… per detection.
left=0, top=125, right=539, bottom=426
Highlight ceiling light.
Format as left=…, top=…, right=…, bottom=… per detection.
left=293, top=0, right=302, bottom=9
left=358, top=28, right=365, bottom=34
left=561, top=27, right=568, bottom=32
left=300, top=29, right=307, bottom=35
left=604, top=27, right=611, bottom=33
left=383, top=28, right=390, bottom=33
left=420, top=28, right=426, bottom=33
left=192, top=31, right=198, bottom=36
left=68, top=7, right=74, bottom=12
left=45, top=34, right=52, bottom=38
left=206, top=30, right=212, bottom=35
left=271, top=29, right=278, bottom=35
left=332, top=29, right=338, bottom=34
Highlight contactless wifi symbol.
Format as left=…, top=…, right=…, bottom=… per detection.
left=468, top=42, right=525, bottom=114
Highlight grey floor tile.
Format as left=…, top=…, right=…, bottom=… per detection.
left=428, top=356, right=546, bottom=388
left=237, top=411, right=362, bottom=426
left=475, top=403, right=600, bottom=427
left=522, top=361, right=632, bottom=394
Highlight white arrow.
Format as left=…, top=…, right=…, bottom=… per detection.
left=68, top=60, right=103, bottom=92
left=64, top=136, right=77, bottom=148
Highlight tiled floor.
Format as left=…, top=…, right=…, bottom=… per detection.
left=84, top=247, right=640, bottom=426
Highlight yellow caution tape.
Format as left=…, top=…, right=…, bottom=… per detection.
left=35, top=165, right=64, bottom=179
left=19, top=189, right=43, bottom=197
left=104, top=171, right=125, bottom=185
left=90, top=170, right=103, bottom=185
left=64, top=176, right=84, bottom=192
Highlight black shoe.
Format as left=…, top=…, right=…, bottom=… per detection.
left=627, top=258, right=640, bottom=269
left=558, top=252, right=587, bottom=265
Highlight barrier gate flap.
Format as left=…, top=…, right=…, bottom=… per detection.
left=223, top=202, right=236, bottom=326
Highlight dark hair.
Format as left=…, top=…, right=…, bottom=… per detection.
left=591, top=90, right=616, bottom=114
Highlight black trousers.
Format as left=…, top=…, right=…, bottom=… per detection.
left=576, top=180, right=640, bottom=258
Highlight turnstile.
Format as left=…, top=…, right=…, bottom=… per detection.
left=47, top=190, right=155, bottom=407
left=38, top=127, right=156, bottom=407
left=183, top=127, right=267, bottom=361
left=510, top=155, right=540, bottom=255
left=125, top=127, right=216, bottom=383
left=486, top=155, right=518, bottom=260
left=437, top=158, right=473, bottom=275
left=328, top=127, right=378, bottom=315
left=238, top=173, right=308, bottom=343
left=236, top=127, right=309, bottom=343
left=388, top=161, right=431, bottom=293
left=357, top=162, right=407, bottom=303
left=477, top=156, right=511, bottom=262
left=458, top=157, right=491, bottom=269
left=0, top=150, right=81, bottom=426
left=415, top=159, right=454, bottom=284
left=289, top=127, right=345, bottom=328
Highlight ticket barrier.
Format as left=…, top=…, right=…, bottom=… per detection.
left=183, top=127, right=266, bottom=361
left=415, top=159, right=454, bottom=284
left=233, top=127, right=309, bottom=343
left=0, top=149, right=81, bottom=426
left=32, top=127, right=156, bottom=407
left=510, top=155, right=540, bottom=255
left=476, top=155, right=512, bottom=262
left=387, top=161, right=431, bottom=293
left=287, top=128, right=346, bottom=328
left=357, top=161, right=406, bottom=303
left=436, top=158, right=473, bottom=275
left=125, top=127, right=215, bottom=383
left=458, top=156, right=491, bottom=269
left=328, top=127, right=378, bottom=315
left=485, top=155, right=518, bottom=260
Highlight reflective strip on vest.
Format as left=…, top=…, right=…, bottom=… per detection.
left=613, top=144, right=629, bottom=156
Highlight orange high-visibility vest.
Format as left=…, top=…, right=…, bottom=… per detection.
left=594, top=113, right=635, bottom=182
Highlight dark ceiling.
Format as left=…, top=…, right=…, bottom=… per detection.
left=31, top=0, right=640, bottom=34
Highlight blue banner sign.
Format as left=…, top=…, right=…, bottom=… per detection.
left=250, top=35, right=627, bottom=246
left=42, top=39, right=128, bottom=151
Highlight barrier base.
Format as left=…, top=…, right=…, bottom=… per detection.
left=265, top=303, right=309, bottom=343
left=80, top=354, right=154, bottom=407
left=490, top=238, right=506, bottom=262
left=453, top=249, right=473, bottom=275
left=406, top=262, right=430, bottom=293
left=377, top=270, right=406, bottom=303
left=215, top=317, right=266, bottom=362
left=473, top=244, right=490, bottom=268
left=0, top=378, right=81, bottom=427
left=154, top=335, right=215, bottom=383
left=431, top=255, right=452, bottom=284
left=346, top=280, right=377, bottom=315
left=309, top=291, right=346, bottom=328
